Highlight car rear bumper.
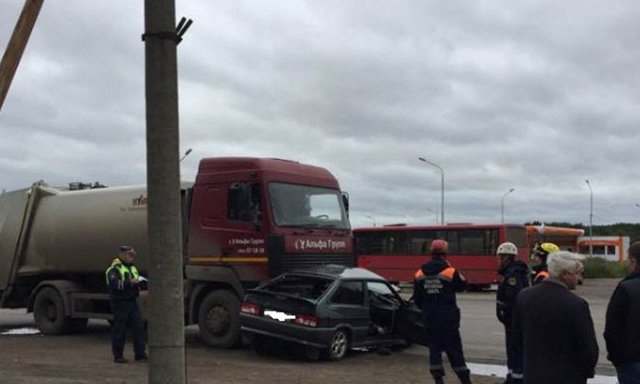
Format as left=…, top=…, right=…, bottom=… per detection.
left=240, top=313, right=334, bottom=348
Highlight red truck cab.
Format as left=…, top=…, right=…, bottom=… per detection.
left=185, top=157, right=353, bottom=347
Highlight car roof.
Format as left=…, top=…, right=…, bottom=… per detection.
left=289, top=264, right=386, bottom=281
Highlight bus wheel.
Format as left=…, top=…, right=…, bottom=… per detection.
left=197, top=290, right=240, bottom=348
left=33, top=287, right=72, bottom=335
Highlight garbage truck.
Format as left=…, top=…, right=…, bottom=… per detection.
left=0, top=157, right=353, bottom=347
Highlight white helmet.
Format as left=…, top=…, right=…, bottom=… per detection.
left=497, top=242, right=518, bottom=256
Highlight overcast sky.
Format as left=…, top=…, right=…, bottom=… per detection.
left=1, top=1, right=639, bottom=228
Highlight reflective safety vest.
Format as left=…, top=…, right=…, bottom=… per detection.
left=105, top=259, right=139, bottom=288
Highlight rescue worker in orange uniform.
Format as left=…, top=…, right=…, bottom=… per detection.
left=531, top=242, right=559, bottom=285
left=413, top=239, right=472, bottom=384
left=496, top=242, right=530, bottom=384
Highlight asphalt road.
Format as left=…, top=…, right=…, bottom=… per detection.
left=453, top=278, right=617, bottom=376
left=0, top=278, right=620, bottom=382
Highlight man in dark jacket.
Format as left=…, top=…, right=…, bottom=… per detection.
left=413, top=239, right=472, bottom=384
left=604, top=241, right=640, bottom=383
left=514, top=251, right=598, bottom=384
left=105, top=245, right=147, bottom=364
left=496, top=242, right=529, bottom=384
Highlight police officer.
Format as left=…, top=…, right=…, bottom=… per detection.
left=413, top=239, right=472, bottom=384
left=531, top=242, right=559, bottom=285
left=496, top=242, right=530, bottom=384
left=106, top=245, right=147, bottom=363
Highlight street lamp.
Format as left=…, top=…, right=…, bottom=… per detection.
left=585, top=179, right=593, bottom=257
left=501, top=188, right=514, bottom=224
left=635, top=203, right=640, bottom=212
left=365, top=214, right=376, bottom=227
left=179, top=148, right=193, bottom=163
left=418, top=157, right=445, bottom=225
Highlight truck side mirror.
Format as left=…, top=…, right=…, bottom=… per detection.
left=342, top=192, right=349, bottom=217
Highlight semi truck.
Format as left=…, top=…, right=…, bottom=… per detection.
left=0, top=157, right=353, bottom=347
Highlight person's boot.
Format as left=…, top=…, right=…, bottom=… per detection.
left=457, top=370, right=472, bottom=384
left=433, top=377, right=445, bottom=384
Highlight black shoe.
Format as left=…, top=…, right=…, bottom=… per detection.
left=114, top=357, right=128, bottom=364
left=135, top=354, right=148, bottom=361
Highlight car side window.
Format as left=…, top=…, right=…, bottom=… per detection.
left=330, top=281, right=364, bottom=305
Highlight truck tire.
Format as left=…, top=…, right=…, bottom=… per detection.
left=197, top=290, right=240, bottom=348
left=33, top=287, right=72, bottom=335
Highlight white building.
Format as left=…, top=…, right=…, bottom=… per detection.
left=577, top=236, right=630, bottom=262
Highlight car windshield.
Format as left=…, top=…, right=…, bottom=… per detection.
left=262, top=275, right=334, bottom=300
left=268, top=182, right=350, bottom=229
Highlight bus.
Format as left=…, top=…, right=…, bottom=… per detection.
left=525, top=225, right=585, bottom=252
left=354, top=223, right=529, bottom=288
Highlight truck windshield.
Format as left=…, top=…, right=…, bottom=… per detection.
left=268, top=182, right=350, bottom=229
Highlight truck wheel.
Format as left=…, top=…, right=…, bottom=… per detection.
left=33, top=287, right=72, bottom=335
left=325, top=329, right=349, bottom=360
left=197, top=290, right=240, bottom=348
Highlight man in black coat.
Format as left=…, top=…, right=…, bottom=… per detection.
left=513, top=251, right=598, bottom=384
left=604, top=241, right=640, bottom=383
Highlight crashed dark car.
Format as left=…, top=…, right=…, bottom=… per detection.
left=240, top=265, right=426, bottom=361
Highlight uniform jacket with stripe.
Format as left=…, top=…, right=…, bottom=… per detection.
left=413, top=257, right=467, bottom=330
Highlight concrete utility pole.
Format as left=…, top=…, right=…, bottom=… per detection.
left=144, top=1, right=185, bottom=382
left=0, top=0, right=44, bottom=112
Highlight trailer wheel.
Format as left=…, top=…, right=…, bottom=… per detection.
left=33, top=287, right=72, bottom=335
left=197, top=290, right=240, bottom=348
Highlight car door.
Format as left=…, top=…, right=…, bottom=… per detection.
left=395, top=298, right=429, bottom=346
left=324, top=280, right=370, bottom=341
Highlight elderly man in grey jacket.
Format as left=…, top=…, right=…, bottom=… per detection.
left=513, top=251, right=599, bottom=384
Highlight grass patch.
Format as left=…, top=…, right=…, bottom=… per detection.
left=582, top=257, right=628, bottom=278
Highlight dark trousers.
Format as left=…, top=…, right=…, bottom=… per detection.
left=111, top=299, right=145, bottom=359
left=427, top=327, right=470, bottom=380
left=504, top=318, right=523, bottom=382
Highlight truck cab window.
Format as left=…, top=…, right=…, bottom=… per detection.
left=268, top=182, right=349, bottom=229
left=227, top=183, right=262, bottom=223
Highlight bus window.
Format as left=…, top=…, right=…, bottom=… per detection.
left=447, top=229, right=498, bottom=256
left=506, top=226, right=526, bottom=248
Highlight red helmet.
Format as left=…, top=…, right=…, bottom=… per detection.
left=430, top=239, right=448, bottom=253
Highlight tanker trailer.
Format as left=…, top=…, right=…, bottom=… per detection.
left=0, top=181, right=176, bottom=334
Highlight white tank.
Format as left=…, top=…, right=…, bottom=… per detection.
left=21, top=184, right=156, bottom=274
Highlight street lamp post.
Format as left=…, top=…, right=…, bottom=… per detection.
left=418, top=157, right=445, bottom=225
left=179, top=148, right=193, bottom=163
left=585, top=179, right=593, bottom=257
left=501, top=188, right=515, bottom=224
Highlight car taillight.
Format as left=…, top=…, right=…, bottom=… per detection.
left=240, top=302, right=262, bottom=316
left=293, top=314, right=318, bottom=327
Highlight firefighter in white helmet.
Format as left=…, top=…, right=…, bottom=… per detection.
left=496, top=242, right=530, bottom=384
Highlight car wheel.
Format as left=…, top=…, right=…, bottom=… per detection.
left=326, top=329, right=349, bottom=361
left=197, top=290, right=240, bottom=348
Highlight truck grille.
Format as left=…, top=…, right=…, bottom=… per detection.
left=282, top=253, right=354, bottom=271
